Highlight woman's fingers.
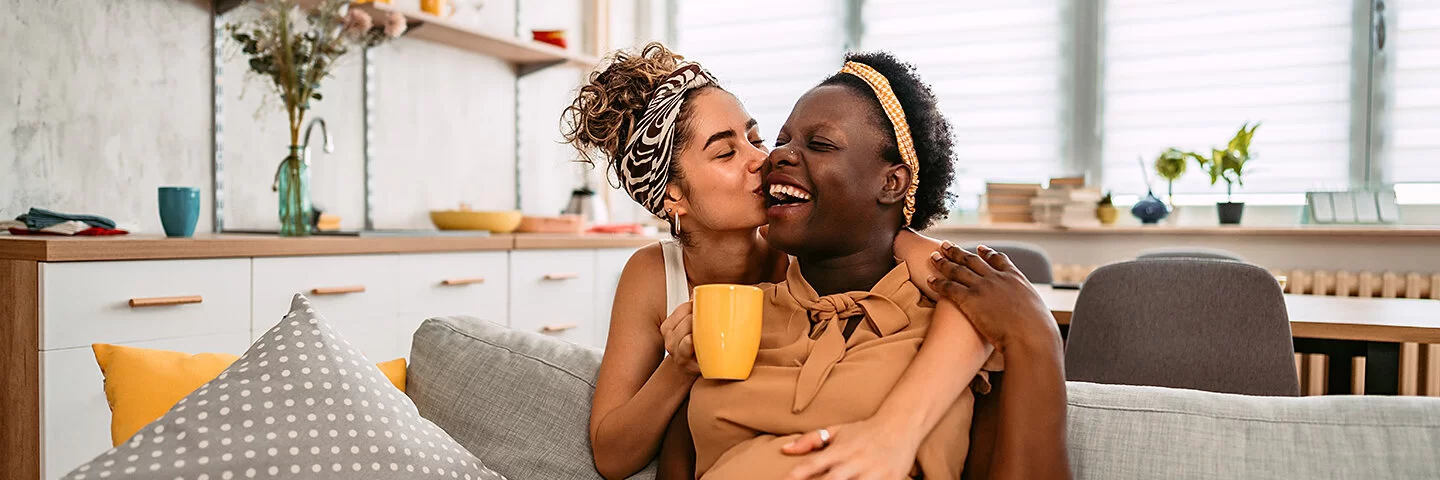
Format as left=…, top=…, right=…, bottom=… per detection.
left=941, top=242, right=995, bottom=275
left=929, top=277, right=970, bottom=301
left=676, top=334, right=695, bottom=360
left=784, top=448, right=844, bottom=480
left=817, top=462, right=860, bottom=480
left=931, top=252, right=984, bottom=286
left=977, top=245, right=1021, bottom=275
left=659, top=301, right=693, bottom=337
left=781, top=430, right=828, bottom=455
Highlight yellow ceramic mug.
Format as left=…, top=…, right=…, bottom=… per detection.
left=692, top=284, right=764, bottom=380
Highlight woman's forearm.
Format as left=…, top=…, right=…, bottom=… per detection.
left=990, top=333, right=1070, bottom=479
left=592, top=357, right=698, bottom=480
left=871, top=300, right=989, bottom=450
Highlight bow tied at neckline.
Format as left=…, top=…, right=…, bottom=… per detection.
left=792, top=290, right=910, bottom=413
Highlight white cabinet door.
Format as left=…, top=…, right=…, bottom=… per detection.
left=593, top=248, right=638, bottom=350
left=41, top=333, right=251, bottom=480
left=39, top=259, right=251, bottom=350
left=508, top=250, right=598, bottom=347
left=392, top=251, right=510, bottom=357
left=251, top=255, right=404, bottom=362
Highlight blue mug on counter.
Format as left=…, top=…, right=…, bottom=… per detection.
left=158, top=187, right=200, bottom=237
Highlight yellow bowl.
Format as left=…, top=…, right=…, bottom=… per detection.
left=429, top=210, right=523, bottom=232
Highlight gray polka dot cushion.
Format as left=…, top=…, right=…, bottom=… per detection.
left=63, top=294, right=507, bottom=480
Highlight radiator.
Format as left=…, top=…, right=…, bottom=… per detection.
left=1053, top=264, right=1440, bottom=396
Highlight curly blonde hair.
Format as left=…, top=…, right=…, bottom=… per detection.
left=561, top=42, right=716, bottom=182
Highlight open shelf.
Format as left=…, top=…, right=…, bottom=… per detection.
left=219, top=1, right=600, bottom=76
left=355, top=2, right=600, bottom=75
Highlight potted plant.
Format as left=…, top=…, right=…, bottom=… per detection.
left=1190, top=122, right=1260, bottom=225
left=1095, top=191, right=1117, bottom=225
left=225, top=0, right=405, bottom=235
left=1154, top=147, right=1187, bottom=223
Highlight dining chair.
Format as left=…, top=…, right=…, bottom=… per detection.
left=960, top=241, right=1054, bottom=284
left=1064, top=258, right=1300, bottom=396
left=1137, top=247, right=1245, bottom=262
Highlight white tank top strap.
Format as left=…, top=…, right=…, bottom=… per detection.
left=660, top=239, right=691, bottom=314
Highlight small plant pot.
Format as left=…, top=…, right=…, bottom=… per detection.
left=1096, top=205, right=1118, bottom=225
left=1217, top=202, right=1245, bottom=225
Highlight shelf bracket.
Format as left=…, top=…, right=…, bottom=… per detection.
left=518, top=60, right=567, bottom=78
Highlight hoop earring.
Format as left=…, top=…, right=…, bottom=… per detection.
left=669, top=210, right=682, bottom=238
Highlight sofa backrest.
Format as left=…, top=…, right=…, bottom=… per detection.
left=1066, top=381, right=1440, bottom=479
left=406, top=316, right=1440, bottom=479
left=407, top=316, right=656, bottom=480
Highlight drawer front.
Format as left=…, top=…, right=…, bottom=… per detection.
left=40, top=259, right=251, bottom=350
left=41, top=333, right=251, bottom=480
left=594, top=248, right=638, bottom=349
left=252, top=255, right=403, bottom=362
left=509, top=250, right=598, bottom=347
left=394, top=252, right=510, bottom=357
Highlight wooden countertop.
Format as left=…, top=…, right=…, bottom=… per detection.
left=0, top=233, right=659, bottom=262
left=1038, top=285, right=1440, bottom=344
left=928, top=223, right=1440, bottom=238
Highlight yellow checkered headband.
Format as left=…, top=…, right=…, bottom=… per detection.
left=838, top=61, right=921, bottom=225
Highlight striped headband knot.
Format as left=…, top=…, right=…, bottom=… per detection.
left=617, top=63, right=718, bottom=217
left=838, top=61, right=921, bottom=225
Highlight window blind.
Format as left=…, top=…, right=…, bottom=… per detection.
left=862, top=0, right=1071, bottom=207
left=1381, top=0, right=1440, bottom=183
left=1101, top=0, right=1355, bottom=196
left=674, top=0, right=846, bottom=141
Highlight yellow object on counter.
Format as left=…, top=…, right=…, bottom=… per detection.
left=429, top=209, right=523, bottom=232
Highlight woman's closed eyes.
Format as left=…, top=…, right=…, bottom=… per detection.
left=773, top=136, right=837, bottom=152
left=716, top=137, right=768, bottom=159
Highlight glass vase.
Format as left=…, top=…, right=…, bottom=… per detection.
left=276, top=146, right=312, bottom=237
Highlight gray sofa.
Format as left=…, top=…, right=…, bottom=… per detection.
left=408, top=316, right=1440, bottom=480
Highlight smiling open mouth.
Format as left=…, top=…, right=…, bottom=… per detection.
left=767, top=184, right=812, bottom=206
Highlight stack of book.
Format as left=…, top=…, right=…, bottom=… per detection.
left=1032, top=177, right=1103, bottom=227
left=984, top=182, right=1042, bottom=223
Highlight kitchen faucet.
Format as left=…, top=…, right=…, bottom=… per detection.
left=272, top=117, right=334, bottom=191
left=302, top=117, right=334, bottom=164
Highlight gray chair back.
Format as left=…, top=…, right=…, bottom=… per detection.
left=961, top=241, right=1054, bottom=284
left=1065, top=258, right=1299, bottom=396
left=1137, top=247, right=1245, bottom=262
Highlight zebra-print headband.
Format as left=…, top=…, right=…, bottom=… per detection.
left=618, top=63, right=718, bottom=217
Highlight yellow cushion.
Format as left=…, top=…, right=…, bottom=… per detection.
left=92, top=343, right=407, bottom=447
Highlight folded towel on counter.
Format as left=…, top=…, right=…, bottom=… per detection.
left=37, top=220, right=89, bottom=235
left=8, top=225, right=129, bottom=236
left=17, top=207, right=118, bottom=230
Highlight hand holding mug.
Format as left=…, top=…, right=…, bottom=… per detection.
left=660, top=301, right=700, bottom=376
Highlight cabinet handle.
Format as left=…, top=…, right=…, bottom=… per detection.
left=541, top=323, right=578, bottom=333
left=441, top=277, right=486, bottom=286
left=129, top=295, right=203, bottom=308
left=311, top=285, right=366, bottom=295
left=543, top=272, right=579, bottom=281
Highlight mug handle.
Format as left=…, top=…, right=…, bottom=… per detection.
left=444, top=1, right=457, bottom=17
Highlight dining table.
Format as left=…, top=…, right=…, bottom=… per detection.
left=1037, top=285, right=1440, bottom=395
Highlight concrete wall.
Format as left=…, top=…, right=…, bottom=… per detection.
left=2, top=0, right=215, bottom=232
left=3, top=0, right=660, bottom=233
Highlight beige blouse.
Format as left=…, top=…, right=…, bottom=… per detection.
left=688, top=261, right=999, bottom=479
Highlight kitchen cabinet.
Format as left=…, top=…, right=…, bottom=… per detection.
left=1, top=235, right=649, bottom=478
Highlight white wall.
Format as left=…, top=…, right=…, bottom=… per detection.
left=3, top=0, right=662, bottom=233
left=2, top=0, right=215, bottom=233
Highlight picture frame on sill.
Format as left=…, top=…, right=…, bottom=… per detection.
left=1306, top=190, right=1399, bottom=224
